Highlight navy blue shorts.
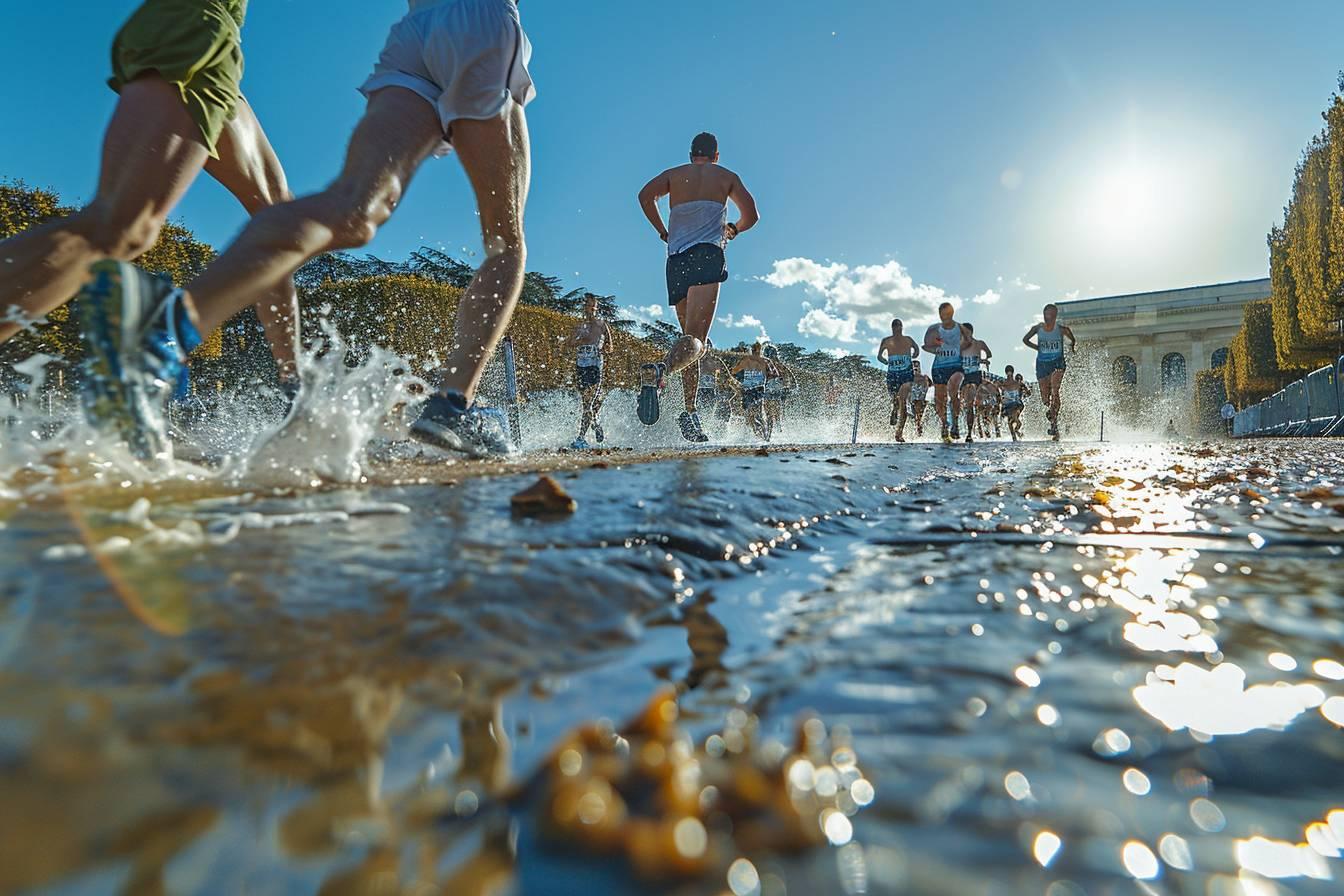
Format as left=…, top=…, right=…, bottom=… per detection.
left=1002, top=401, right=1024, bottom=416
left=886, top=368, right=913, bottom=393
left=1036, top=356, right=1066, bottom=381
left=742, top=386, right=765, bottom=410
left=577, top=364, right=601, bottom=390
left=667, top=243, right=728, bottom=305
left=931, top=363, right=961, bottom=385
left=961, top=371, right=983, bottom=386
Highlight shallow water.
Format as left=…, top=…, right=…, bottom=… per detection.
left=2, top=434, right=1344, bottom=895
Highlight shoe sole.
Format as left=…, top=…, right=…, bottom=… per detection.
left=638, top=364, right=661, bottom=425
left=81, top=260, right=161, bottom=460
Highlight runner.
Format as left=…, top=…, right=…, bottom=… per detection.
left=957, top=321, right=992, bottom=444
left=1023, top=302, right=1077, bottom=441
left=975, top=370, right=1000, bottom=440
left=729, top=342, right=774, bottom=441
left=922, top=302, right=969, bottom=444
left=0, top=0, right=300, bottom=392
left=1000, top=364, right=1026, bottom=441
left=636, top=132, right=759, bottom=442
left=695, top=338, right=730, bottom=425
left=876, top=318, right=919, bottom=442
left=762, top=344, right=795, bottom=442
left=72, top=0, right=536, bottom=460
left=567, top=294, right=611, bottom=450
left=908, top=361, right=931, bottom=438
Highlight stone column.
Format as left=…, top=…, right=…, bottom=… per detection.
left=1138, top=337, right=1157, bottom=396
left=1189, top=330, right=1207, bottom=374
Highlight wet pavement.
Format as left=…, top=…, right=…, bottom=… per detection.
left=2, top=438, right=1343, bottom=895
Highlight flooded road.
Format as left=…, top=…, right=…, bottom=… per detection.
left=2, top=439, right=1343, bottom=894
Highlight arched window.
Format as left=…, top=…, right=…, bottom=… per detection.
left=1211, top=347, right=1229, bottom=369
left=1113, top=355, right=1137, bottom=387
left=1161, top=352, right=1187, bottom=394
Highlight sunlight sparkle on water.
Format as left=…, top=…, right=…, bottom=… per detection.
left=1235, top=836, right=1333, bottom=880
left=1122, top=840, right=1159, bottom=879
left=1033, top=831, right=1062, bottom=867
left=1133, top=662, right=1325, bottom=735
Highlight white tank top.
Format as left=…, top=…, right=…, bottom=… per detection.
left=576, top=344, right=602, bottom=367
left=887, top=351, right=912, bottom=372
left=932, top=323, right=961, bottom=366
left=741, top=369, right=766, bottom=388
left=1038, top=324, right=1064, bottom=360
left=667, top=200, right=728, bottom=255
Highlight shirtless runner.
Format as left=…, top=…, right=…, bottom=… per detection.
left=877, top=318, right=920, bottom=442
left=0, top=0, right=300, bottom=394
left=72, top=0, right=535, bottom=460
left=1023, top=302, right=1077, bottom=441
left=729, top=342, right=776, bottom=442
left=567, top=293, right=612, bottom=450
left=636, top=132, right=760, bottom=442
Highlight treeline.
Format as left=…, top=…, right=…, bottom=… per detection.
left=1223, top=75, right=1344, bottom=408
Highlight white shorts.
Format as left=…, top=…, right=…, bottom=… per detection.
left=360, top=0, right=535, bottom=156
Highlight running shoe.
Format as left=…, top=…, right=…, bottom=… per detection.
left=637, top=363, right=666, bottom=425
left=570, top=436, right=590, bottom=451
left=688, top=411, right=709, bottom=442
left=410, top=391, right=515, bottom=458
left=77, top=260, right=201, bottom=460
left=678, top=410, right=709, bottom=443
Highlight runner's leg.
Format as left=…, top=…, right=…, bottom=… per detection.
left=187, top=87, right=446, bottom=337
left=671, top=283, right=720, bottom=413
left=1048, top=368, right=1065, bottom=431
left=0, top=76, right=208, bottom=342
left=205, top=97, right=300, bottom=381
left=895, top=381, right=912, bottom=441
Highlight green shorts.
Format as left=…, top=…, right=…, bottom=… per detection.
left=108, top=0, right=248, bottom=158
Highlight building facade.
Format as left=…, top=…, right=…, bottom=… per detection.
left=1056, top=278, right=1268, bottom=402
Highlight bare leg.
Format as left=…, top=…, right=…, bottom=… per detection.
left=437, top=106, right=530, bottom=400
left=895, top=382, right=912, bottom=441
left=578, top=385, right=597, bottom=438
left=671, top=283, right=720, bottom=412
left=948, top=372, right=965, bottom=429
left=187, top=87, right=445, bottom=335
left=205, top=97, right=300, bottom=381
left=1048, top=370, right=1065, bottom=429
left=0, top=76, right=208, bottom=342
left=913, top=402, right=925, bottom=436
left=933, top=384, right=948, bottom=433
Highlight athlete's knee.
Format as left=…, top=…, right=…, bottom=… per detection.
left=81, top=199, right=167, bottom=260
left=321, top=174, right=408, bottom=251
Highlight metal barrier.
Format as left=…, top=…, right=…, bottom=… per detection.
left=1284, top=379, right=1310, bottom=435
left=1304, top=364, right=1340, bottom=435
left=1224, top=354, right=1344, bottom=439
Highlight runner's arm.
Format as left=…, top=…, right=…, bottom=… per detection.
left=922, top=326, right=940, bottom=353
left=602, top=322, right=613, bottom=355
left=637, top=171, right=672, bottom=241
left=981, top=341, right=993, bottom=361
left=1022, top=325, right=1039, bottom=350
left=727, top=175, right=760, bottom=236
left=1064, top=325, right=1077, bottom=352
left=876, top=339, right=889, bottom=365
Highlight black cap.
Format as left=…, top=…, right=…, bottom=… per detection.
left=691, top=132, right=718, bottom=158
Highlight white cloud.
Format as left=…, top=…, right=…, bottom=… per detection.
left=797, top=307, right=859, bottom=343
left=971, top=290, right=1002, bottom=305
left=620, top=304, right=665, bottom=328
left=1063, top=289, right=1081, bottom=300
left=765, top=257, right=975, bottom=344
left=717, top=313, right=769, bottom=341
left=1024, top=283, right=1041, bottom=292
left=821, top=347, right=851, bottom=358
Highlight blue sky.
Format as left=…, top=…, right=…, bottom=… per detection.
left=2, top=1, right=1342, bottom=364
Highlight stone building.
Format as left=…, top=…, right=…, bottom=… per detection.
left=1055, top=278, right=1268, bottom=403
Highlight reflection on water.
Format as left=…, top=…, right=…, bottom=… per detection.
left=2, top=439, right=1344, bottom=893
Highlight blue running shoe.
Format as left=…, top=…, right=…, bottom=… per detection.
left=77, top=260, right=201, bottom=460
left=409, top=390, right=515, bottom=458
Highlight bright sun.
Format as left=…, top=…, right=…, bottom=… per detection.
left=1089, top=162, right=1161, bottom=244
